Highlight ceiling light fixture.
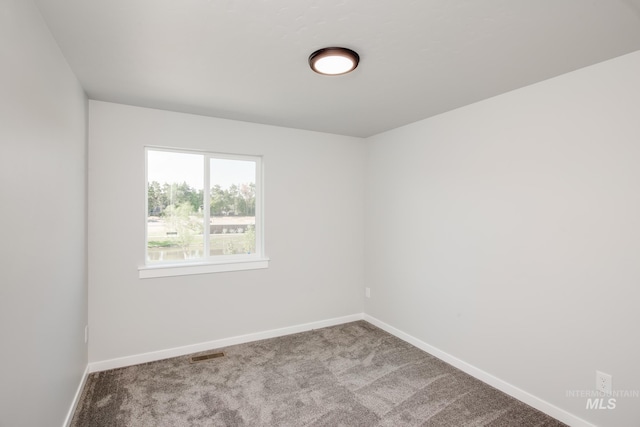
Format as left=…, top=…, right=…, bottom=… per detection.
left=309, top=47, right=360, bottom=76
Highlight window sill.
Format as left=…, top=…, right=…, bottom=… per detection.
left=139, top=257, right=269, bottom=279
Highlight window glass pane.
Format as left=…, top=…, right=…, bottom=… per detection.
left=209, top=158, right=256, bottom=256
left=147, top=150, right=204, bottom=263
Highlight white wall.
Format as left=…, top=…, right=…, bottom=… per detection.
left=88, top=101, right=365, bottom=363
left=365, top=50, right=640, bottom=427
left=0, top=1, right=88, bottom=426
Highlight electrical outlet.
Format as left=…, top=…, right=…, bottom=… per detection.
left=596, top=371, right=612, bottom=395
left=365, top=287, right=371, bottom=298
left=84, top=325, right=88, bottom=344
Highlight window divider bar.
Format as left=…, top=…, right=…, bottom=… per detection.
left=203, top=155, right=211, bottom=258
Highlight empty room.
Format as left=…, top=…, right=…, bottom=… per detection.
left=1, top=0, right=639, bottom=426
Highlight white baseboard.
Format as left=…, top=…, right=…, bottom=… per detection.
left=363, top=314, right=595, bottom=427
left=63, top=364, right=89, bottom=427
left=88, top=313, right=364, bottom=373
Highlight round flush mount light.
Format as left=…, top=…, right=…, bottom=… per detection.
left=309, top=47, right=360, bottom=76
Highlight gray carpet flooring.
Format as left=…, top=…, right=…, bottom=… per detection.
left=71, top=321, right=567, bottom=426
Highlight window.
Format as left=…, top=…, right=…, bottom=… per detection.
left=140, top=147, right=267, bottom=278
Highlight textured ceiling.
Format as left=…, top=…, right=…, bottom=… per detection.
left=35, top=0, right=640, bottom=137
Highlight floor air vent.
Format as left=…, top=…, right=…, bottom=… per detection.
left=190, top=352, right=225, bottom=363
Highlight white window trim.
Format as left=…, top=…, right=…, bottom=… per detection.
left=138, top=257, right=270, bottom=278
left=140, top=146, right=268, bottom=278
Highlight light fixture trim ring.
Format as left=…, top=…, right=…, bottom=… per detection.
left=309, top=47, right=360, bottom=75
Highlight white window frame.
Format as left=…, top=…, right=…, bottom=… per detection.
left=139, top=147, right=268, bottom=278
